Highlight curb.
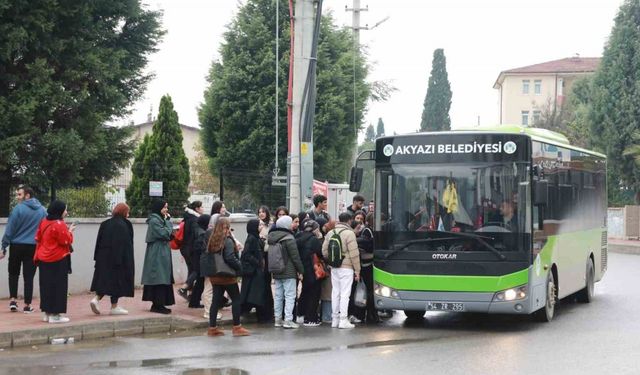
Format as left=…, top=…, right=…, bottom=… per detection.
left=609, top=244, right=640, bottom=255
left=0, top=316, right=217, bottom=349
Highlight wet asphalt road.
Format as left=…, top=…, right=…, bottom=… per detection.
left=0, top=252, right=639, bottom=375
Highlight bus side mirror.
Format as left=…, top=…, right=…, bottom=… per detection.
left=349, top=167, right=363, bottom=192
left=534, top=180, right=548, bottom=206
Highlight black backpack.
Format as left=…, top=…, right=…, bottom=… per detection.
left=327, top=229, right=347, bottom=267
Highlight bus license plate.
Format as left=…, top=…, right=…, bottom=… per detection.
left=427, top=302, right=464, bottom=312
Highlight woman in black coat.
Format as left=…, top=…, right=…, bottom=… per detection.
left=189, top=214, right=211, bottom=308
left=295, top=219, right=324, bottom=326
left=240, top=219, right=268, bottom=321
left=90, top=203, right=134, bottom=315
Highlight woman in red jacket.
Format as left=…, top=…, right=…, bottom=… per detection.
left=34, top=200, right=75, bottom=324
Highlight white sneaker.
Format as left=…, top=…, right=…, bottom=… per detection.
left=217, top=311, right=222, bottom=320
left=295, top=315, right=304, bottom=324
left=274, top=318, right=283, bottom=328
left=42, top=313, right=49, bottom=322
left=203, top=312, right=210, bottom=319
left=90, top=297, right=100, bottom=315
left=110, top=306, right=128, bottom=315
left=48, top=315, right=70, bottom=324
left=349, top=315, right=362, bottom=324
left=331, top=318, right=340, bottom=328
left=339, top=318, right=355, bottom=329
left=283, top=320, right=299, bottom=329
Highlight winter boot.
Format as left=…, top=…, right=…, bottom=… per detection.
left=207, top=327, right=225, bottom=336
left=232, top=325, right=251, bottom=336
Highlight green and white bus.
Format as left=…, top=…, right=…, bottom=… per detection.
left=350, top=126, right=607, bottom=322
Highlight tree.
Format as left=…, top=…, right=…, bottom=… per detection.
left=376, top=117, right=386, bottom=138
left=533, top=77, right=591, bottom=148
left=199, top=0, right=373, bottom=200
left=420, top=49, right=452, bottom=132
left=0, top=0, right=163, bottom=215
left=365, top=124, right=375, bottom=142
left=588, top=0, right=640, bottom=205
left=190, top=141, right=219, bottom=194
left=126, top=95, right=190, bottom=217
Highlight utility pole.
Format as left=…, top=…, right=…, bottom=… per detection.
left=289, top=0, right=316, bottom=214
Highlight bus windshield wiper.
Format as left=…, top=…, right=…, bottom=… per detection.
left=437, top=231, right=506, bottom=261
left=383, top=237, right=459, bottom=259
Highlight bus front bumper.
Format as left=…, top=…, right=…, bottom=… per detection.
left=374, top=290, right=532, bottom=314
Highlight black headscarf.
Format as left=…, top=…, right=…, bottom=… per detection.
left=315, top=217, right=328, bottom=235
left=150, top=200, right=167, bottom=217
left=197, top=214, right=211, bottom=231
left=246, top=218, right=260, bottom=238
left=47, top=200, right=67, bottom=221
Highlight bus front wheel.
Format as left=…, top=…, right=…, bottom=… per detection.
left=404, top=310, right=425, bottom=320
left=534, top=271, right=557, bottom=322
left=576, top=259, right=595, bottom=303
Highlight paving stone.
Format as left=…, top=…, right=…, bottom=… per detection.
left=82, top=321, right=115, bottom=340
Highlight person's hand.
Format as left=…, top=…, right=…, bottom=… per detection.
left=0, top=249, right=5, bottom=260
left=69, top=223, right=77, bottom=232
left=354, top=273, right=360, bottom=282
left=298, top=274, right=303, bottom=281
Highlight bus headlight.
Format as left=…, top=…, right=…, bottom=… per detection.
left=493, top=285, right=527, bottom=302
left=374, top=283, right=399, bottom=298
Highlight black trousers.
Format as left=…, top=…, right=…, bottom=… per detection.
left=302, top=277, right=321, bottom=323
left=209, top=281, right=241, bottom=327
left=8, top=244, right=37, bottom=304
left=180, top=247, right=193, bottom=287
left=39, top=257, right=69, bottom=314
left=189, top=277, right=204, bottom=307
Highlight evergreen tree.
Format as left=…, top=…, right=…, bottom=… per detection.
left=376, top=118, right=386, bottom=137
left=199, top=0, right=372, bottom=195
left=127, top=95, right=190, bottom=217
left=420, top=49, right=452, bottom=132
left=365, top=124, right=376, bottom=142
left=0, top=0, right=163, bottom=214
left=588, top=0, right=640, bottom=205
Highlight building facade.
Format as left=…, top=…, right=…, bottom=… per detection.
left=493, top=57, right=600, bottom=126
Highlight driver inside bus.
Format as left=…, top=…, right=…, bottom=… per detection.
left=499, top=200, right=518, bottom=232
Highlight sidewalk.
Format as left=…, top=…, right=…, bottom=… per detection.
left=0, top=286, right=229, bottom=349
left=608, top=238, right=640, bottom=255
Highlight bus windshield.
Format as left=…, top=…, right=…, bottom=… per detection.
left=377, top=162, right=530, bottom=254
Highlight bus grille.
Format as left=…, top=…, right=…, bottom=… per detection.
left=601, top=231, right=608, bottom=272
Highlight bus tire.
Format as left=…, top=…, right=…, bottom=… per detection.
left=534, top=271, right=557, bottom=322
left=576, top=259, right=595, bottom=303
left=404, top=310, right=425, bottom=320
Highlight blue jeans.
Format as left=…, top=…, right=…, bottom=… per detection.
left=321, top=300, right=332, bottom=322
left=274, top=278, right=297, bottom=322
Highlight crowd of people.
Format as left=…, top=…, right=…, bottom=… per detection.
left=1, top=186, right=381, bottom=336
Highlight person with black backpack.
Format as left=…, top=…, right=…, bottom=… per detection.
left=322, top=212, right=360, bottom=329
left=268, top=216, right=304, bottom=329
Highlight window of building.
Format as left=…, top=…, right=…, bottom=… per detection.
left=522, top=80, right=530, bottom=94
left=522, top=111, right=530, bottom=126
left=534, top=80, right=542, bottom=94
left=533, top=110, right=541, bottom=125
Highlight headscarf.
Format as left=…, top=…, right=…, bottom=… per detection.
left=150, top=200, right=167, bottom=217
left=315, top=217, right=328, bottom=234
left=247, top=218, right=260, bottom=238
left=197, top=214, right=211, bottom=231
left=276, top=215, right=292, bottom=230
left=303, top=219, right=319, bottom=232
left=46, top=200, right=66, bottom=221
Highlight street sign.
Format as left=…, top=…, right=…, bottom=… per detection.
left=149, top=181, right=163, bottom=197
left=272, top=175, right=287, bottom=187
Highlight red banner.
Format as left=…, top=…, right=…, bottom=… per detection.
left=312, top=180, right=328, bottom=197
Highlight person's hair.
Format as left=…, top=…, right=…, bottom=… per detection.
left=112, top=203, right=130, bottom=217
left=211, top=200, right=224, bottom=215
left=275, top=206, right=289, bottom=216
left=365, top=212, right=374, bottom=227
left=353, top=194, right=365, bottom=203
left=208, top=217, right=230, bottom=253
left=290, top=213, right=298, bottom=221
left=313, top=194, right=327, bottom=207
left=187, top=200, right=203, bottom=210
left=258, top=205, right=271, bottom=224
left=297, top=211, right=308, bottom=223
left=338, top=212, right=352, bottom=223
left=354, top=210, right=366, bottom=221
left=18, top=186, right=35, bottom=199
left=323, top=219, right=336, bottom=233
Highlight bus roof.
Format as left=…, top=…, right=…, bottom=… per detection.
left=381, top=125, right=606, bottom=159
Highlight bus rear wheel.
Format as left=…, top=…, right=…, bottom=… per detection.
left=576, top=259, right=595, bottom=303
left=534, top=271, right=557, bottom=322
left=404, top=310, right=425, bottom=320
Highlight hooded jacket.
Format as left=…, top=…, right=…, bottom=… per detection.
left=2, top=198, right=47, bottom=249
left=268, top=228, right=304, bottom=279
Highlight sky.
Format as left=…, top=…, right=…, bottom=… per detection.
left=126, top=0, right=624, bottom=138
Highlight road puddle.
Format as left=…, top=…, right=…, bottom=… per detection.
left=181, top=369, right=249, bottom=375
